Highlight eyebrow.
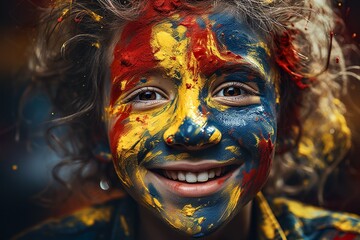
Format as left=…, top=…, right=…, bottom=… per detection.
left=216, top=61, right=267, bottom=80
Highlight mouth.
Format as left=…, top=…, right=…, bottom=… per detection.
left=147, top=162, right=242, bottom=197
left=152, top=165, right=238, bottom=183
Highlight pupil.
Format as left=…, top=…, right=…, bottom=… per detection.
left=139, top=91, right=156, bottom=100
left=224, top=87, right=240, bottom=96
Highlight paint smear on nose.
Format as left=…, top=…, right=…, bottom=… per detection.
left=150, top=15, right=244, bottom=138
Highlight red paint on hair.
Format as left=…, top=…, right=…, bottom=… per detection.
left=275, top=31, right=310, bottom=89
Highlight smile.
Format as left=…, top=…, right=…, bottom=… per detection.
left=147, top=162, right=242, bottom=197
left=158, top=165, right=238, bottom=183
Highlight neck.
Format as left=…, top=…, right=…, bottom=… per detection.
left=137, top=201, right=253, bottom=240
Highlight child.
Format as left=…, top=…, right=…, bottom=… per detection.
left=16, top=0, right=360, bottom=239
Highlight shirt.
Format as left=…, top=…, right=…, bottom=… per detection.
left=14, top=193, right=360, bottom=240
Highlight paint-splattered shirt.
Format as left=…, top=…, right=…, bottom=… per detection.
left=15, top=193, right=360, bottom=240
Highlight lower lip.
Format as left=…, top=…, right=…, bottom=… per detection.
left=148, top=167, right=240, bottom=198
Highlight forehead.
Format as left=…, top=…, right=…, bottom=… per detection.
left=111, top=8, right=272, bottom=86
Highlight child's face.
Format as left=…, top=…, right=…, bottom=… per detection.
left=106, top=5, right=277, bottom=237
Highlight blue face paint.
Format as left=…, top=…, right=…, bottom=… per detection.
left=108, top=9, right=277, bottom=237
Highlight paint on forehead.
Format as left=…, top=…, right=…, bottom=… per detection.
left=109, top=1, right=188, bottom=106
left=110, top=9, right=273, bottom=106
left=209, top=12, right=272, bottom=78
left=110, top=29, right=156, bottom=106
left=180, top=15, right=243, bottom=77
left=152, top=0, right=181, bottom=13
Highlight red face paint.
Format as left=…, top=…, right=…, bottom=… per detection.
left=241, top=137, right=274, bottom=197
left=106, top=4, right=278, bottom=237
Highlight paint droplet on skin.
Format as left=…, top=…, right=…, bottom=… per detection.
left=166, top=135, right=174, bottom=144
left=153, top=198, right=162, bottom=208
left=336, top=57, right=340, bottom=63
left=12, top=165, right=18, bottom=171
left=181, top=204, right=200, bottom=217
left=197, top=217, right=205, bottom=224
left=136, top=115, right=148, bottom=124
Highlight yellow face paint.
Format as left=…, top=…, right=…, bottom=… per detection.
left=107, top=8, right=277, bottom=237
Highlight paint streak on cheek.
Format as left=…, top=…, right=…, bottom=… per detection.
left=241, top=136, right=274, bottom=197
left=108, top=105, right=132, bottom=156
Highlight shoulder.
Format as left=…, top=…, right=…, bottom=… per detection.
left=13, top=197, right=135, bottom=240
left=270, top=197, right=360, bottom=239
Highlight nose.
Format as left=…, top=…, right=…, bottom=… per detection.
left=163, top=116, right=222, bottom=150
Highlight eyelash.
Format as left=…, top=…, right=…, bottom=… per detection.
left=212, top=82, right=258, bottom=97
left=120, top=81, right=259, bottom=109
left=122, top=87, right=168, bottom=103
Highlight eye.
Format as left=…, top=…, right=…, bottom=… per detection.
left=215, top=86, right=244, bottom=97
left=212, top=82, right=260, bottom=107
left=123, top=87, right=169, bottom=109
left=136, top=90, right=163, bottom=101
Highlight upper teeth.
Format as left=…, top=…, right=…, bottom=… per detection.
left=164, top=168, right=223, bottom=183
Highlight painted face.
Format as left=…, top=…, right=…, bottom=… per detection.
left=106, top=3, right=277, bottom=237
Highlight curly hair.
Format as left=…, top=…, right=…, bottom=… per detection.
left=28, top=0, right=354, bottom=204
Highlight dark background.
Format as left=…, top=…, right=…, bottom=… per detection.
left=0, top=0, right=360, bottom=239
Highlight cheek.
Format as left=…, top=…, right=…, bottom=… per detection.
left=240, top=136, right=274, bottom=198
left=107, top=104, right=174, bottom=162
left=208, top=104, right=276, bottom=192
left=211, top=106, right=276, bottom=144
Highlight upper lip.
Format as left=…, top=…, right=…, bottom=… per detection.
left=146, top=160, right=241, bottom=172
